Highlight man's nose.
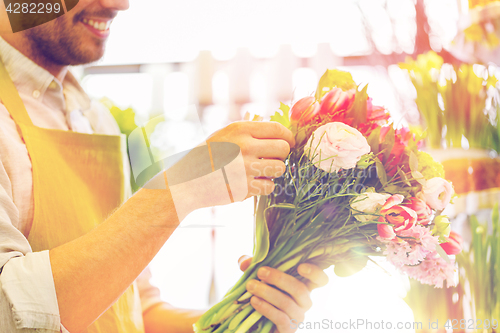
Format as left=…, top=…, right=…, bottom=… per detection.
left=99, top=0, right=129, bottom=11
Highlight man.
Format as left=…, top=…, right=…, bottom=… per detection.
left=0, top=1, right=328, bottom=333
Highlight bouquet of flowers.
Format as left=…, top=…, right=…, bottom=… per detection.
left=193, top=69, right=460, bottom=333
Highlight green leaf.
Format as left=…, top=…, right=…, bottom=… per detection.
left=349, top=84, right=369, bottom=127
left=334, top=255, right=369, bottom=277
left=252, top=197, right=270, bottom=265
left=367, top=127, right=381, bottom=155
left=397, top=167, right=411, bottom=187
left=412, top=170, right=426, bottom=186
left=268, top=203, right=296, bottom=210
left=375, top=158, right=388, bottom=186
left=356, top=153, right=373, bottom=169
left=383, top=185, right=404, bottom=194
left=315, top=69, right=357, bottom=100
left=381, top=127, right=395, bottom=162
left=270, top=102, right=291, bottom=129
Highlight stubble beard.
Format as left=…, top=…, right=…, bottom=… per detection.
left=25, top=12, right=106, bottom=66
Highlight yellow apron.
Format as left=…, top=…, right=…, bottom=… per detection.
left=0, top=60, right=145, bottom=333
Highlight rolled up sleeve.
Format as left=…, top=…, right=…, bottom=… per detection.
left=0, top=160, right=67, bottom=332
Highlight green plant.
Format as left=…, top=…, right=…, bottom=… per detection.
left=457, top=205, right=500, bottom=330
left=399, top=51, right=499, bottom=150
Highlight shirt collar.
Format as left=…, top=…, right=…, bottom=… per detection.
left=0, top=37, right=91, bottom=112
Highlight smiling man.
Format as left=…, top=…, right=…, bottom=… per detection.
left=0, top=1, right=328, bottom=333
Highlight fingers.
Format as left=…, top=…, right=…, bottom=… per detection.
left=298, top=264, right=329, bottom=291
left=247, top=159, right=286, bottom=179
left=207, top=121, right=294, bottom=201
left=247, top=279, right=303, bottom=323
left=254, top=140, right=291, bottom=160
left=248, top=122, right=295, bottom=148
left=250, top=296, right=295, bottom=333
left=238, top=255, right=252, bottom=272
left=248, top=178, right=275, bottom=197
left=256, top=267, right=312, bottom=311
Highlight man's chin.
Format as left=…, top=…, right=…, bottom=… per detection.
left=66, top=43, right=106, bottom=66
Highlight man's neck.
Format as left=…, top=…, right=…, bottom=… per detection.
left=1, top=34, right=68, bottom=82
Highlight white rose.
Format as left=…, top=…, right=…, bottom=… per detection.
left=306, top=122, right=371, bottom=172
left=351, top=192, right=392, bottom=222
left=419, top=177, right=454, bottom=210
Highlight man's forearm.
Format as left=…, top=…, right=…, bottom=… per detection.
left=49, top=187, right=182, bottom=333
left=143, top=303, right=204, bottom=333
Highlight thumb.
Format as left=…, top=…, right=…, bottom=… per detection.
left=238, top=255, right=252, bottom=272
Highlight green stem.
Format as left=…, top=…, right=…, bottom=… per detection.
left=211, top=318, right=231, bottom=333
left=237, top=292, right=252, bottom=303
left=260, top=321, right=274, bottom=333
left=234, top=311, right=262, bottom=333
left=275, top=235, right=322, bottom=263
left=228, top=305, right=253, bottom=330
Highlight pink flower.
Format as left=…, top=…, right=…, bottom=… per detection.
left=377, top=195, right=417, bottom=239
left=420, top=177, right=454, bottom=210
left=319, top=88, right=355, bottom=115
left=398, top=252, right=457, bottom=288
left=440, top=231, right=462, bottom=255
left=404, top=197, right=433, bottom=225
left=380, top=225, right=439, bottom=266
left=290, top=97, right=320, bottom=125
left=306, top=122, right=371, bottom=173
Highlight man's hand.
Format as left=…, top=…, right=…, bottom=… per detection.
left=207, top=121, right=295, bottom=199
left=160, top=121, right=295, bottom=220
left=238, top=256, right=329, bottom=333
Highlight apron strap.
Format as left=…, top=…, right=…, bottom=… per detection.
left=0, top=58, right=33, bottom=126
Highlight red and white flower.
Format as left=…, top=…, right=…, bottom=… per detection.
left=319, top=88, right=355, bottom=115
left=404, top=197, right=433, bottom=225
left=440, top=231, right=462, bottom=255
left=377, top=194, right=418, bottom=240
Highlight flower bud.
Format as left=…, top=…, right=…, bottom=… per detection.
left=290, top=96, right=320, bottom=125
left=432, top=215, right=451, bottom=242
left=319, top=88, right=355, bottom=115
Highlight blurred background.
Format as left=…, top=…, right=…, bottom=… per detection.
left=75, top=0, right=500, bottom=332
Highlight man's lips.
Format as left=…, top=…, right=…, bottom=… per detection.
left=80, top=17, right=113, bottom=36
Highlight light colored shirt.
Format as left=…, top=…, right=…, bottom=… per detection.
left=0, top=37, right=162, bottom=332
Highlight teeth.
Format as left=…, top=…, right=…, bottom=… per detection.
left=82, top=18, right=112, bottom=31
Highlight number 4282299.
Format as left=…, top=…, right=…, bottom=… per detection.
left=444, top=319, right=499, bottom=330
left=6, top=2, right=61, bottom=14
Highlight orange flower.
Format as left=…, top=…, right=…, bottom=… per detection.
left=290, top=96, right=320, bottom=125
left=319, top=88, right=355, bottom=115
left=377, top=194, right=418, bottom=240
left=403, top=197, right=432, bottom=225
